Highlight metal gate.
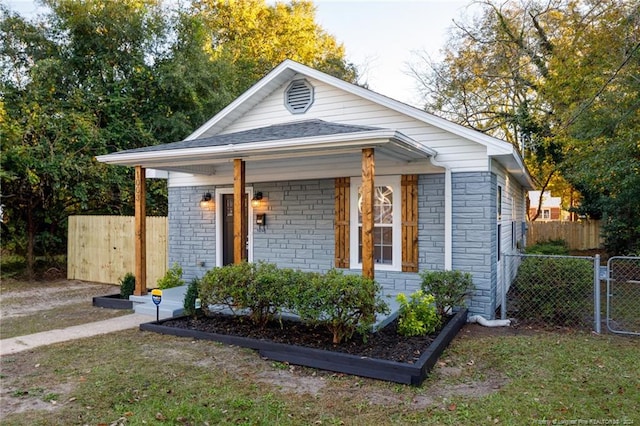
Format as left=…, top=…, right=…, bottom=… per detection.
left=606, top=256, right=640, bottom=336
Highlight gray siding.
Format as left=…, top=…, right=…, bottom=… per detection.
left=419, top=173, right=445, bottom=270
left=451, top=172, right=497, bottom=318
left=168, top=186, right=216, bottom=281
left=253, top=179, right=335, bottom=271
left=168, top=172, right=499, bottom=318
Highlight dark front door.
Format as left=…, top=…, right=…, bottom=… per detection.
left=221, top=193, right=248, bottom=266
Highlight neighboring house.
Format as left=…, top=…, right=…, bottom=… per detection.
left=97, top=60, right=534, bottom=319
left=528, top=190, right=565, bottom=221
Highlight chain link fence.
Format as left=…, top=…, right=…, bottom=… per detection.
left=503, top=254, right=598, bottom=331
left=607, top=256, right=640, bottom=336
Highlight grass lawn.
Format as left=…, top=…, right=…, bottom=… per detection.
left=1, top=325, right=638, bottom=425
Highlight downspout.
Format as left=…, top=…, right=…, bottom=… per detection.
left=467, top=315, right=511, bottom=327
left=429, top=156, right=452, bottom=270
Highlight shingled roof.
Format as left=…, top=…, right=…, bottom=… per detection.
left=115, top=119, right=384, bottom=155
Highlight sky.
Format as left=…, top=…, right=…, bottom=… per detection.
left=4, top=0, right=474, bottom=107
left=313, top=0, right=472, bottom=106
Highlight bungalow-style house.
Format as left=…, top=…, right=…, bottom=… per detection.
left=97, top=60, right=534, bottom=320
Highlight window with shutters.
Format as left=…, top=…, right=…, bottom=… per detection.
left=349, top=176, right=402, bottom=271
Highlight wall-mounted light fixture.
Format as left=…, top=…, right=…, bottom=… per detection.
left=251, top=192, right=263, bottom=208
left=200, top=192, right=213, bottom=208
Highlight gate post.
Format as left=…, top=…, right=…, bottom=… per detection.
left=593, top=254, right=601, bottom=334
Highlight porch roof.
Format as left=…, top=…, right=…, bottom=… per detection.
left=96, top=119, right=436, bottom=175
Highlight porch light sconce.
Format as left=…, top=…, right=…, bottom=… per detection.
left=251, top=192, right=263, bottom=208
left=200, top=192, right=213, bottom=209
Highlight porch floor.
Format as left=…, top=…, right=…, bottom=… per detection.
left=130, top=286, right=402, bottom=330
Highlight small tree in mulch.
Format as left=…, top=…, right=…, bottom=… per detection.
left=420, top=270, right=474, bottom=319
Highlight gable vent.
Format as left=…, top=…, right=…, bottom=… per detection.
left=285, top=79, right=314, bottom=114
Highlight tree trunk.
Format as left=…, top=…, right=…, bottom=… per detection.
left=26, top=203, right=35, bottom=281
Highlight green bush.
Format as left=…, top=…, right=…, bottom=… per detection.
left=199, top=261, right=298, bottom=327
left=199, top=263, right=389, bottom=343
left=294, top=269, right=389, bottom=344
left=199, top=261, right=254, bottom=316
left=245, top=262, right=296, bottom=327
left=512, top=256, right=593, bottom=326
left=526, top=239, right=570, bottom=255
left=396, top=290, right=441, bottom=336
left=0, top=254, right=25, bottom=279
left=183, top=277, right=201, bottom=317
left=157, top=263, right=184, bottom=290
left=119, top=272, right=136, bottom=299
left=420, top=270, right=474, bottom=318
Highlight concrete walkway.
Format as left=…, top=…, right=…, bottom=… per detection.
left=0, top=313, right=149, bottom=356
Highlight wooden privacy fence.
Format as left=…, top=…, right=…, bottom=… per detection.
left=527, top=220, right=603, bottom=250
left=68, top=216, right=168, bottom=286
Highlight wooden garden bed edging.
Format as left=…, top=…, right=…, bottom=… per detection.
left=92, top=294, right=134, bottom=310
left=139, top=308, right=468, bottom=386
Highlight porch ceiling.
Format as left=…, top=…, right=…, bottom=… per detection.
left=96, top=119, right=436, bottom=175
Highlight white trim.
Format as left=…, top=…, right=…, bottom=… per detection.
left=349, top=176, right=402, bottom=272
left=215, top=187, right=254, bottom=267
left=95, top=129, right=435, bottom=167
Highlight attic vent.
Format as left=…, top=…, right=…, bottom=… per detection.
left=285, top=79, right=314, bottom=114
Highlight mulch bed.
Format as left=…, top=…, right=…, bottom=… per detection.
left=162, top=314, right=448, bottom=364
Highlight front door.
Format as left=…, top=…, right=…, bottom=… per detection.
left=221, top=193, right=249, bottom=266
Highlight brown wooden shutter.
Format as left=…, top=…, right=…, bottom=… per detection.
left=401, top=174, right=419, bottom=272
left=334, top=177, right=350, bottom=268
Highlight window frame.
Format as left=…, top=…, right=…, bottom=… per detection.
left=349, top=175, right=402, bottom=271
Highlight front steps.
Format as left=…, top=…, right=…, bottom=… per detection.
left=129, top=285, right=187, bottom=320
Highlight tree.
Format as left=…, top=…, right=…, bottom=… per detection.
left=191, top=0, right=358, bottom=89
left=1, top=1, right=170, bottom=277
left=409, top=0, right=639, bottom=253
left=1, top=0, right=358, bottom=277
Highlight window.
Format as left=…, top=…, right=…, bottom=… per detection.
left=350, top=176, right=401, bottom=271
left=497, top=185, right=502, bottom=220
left=542, top=209, right=551, bottom=220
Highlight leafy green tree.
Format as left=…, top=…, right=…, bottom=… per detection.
left=192, top=0, right=358, bottom=88
left=409, top=0, right=639, bottom=253
left=1, top=1, right=169, bottom=277
left=1, top=0, right=357, bottom=277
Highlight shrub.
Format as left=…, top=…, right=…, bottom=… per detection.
left=199, top=261, right=254, bottom=316
left=199, top=261, right=297, bottom=327
left=119, top=272, right=135, bottom=299
left=294, top=269, right=389, bottom=344
left=245, top=262, right=296, bottom=327
left=512, top=256, right=593, bottom=326
left=183, top=277, right=201, bottom=317
left=396, top=290, right=440, bottom=337
left=157, top=263, right=184, bottom=290
left=420, top=270, right=474, bottom=318
left=199, top=263, right=389, bottom=343
left=526, top=239, right=570, bottom=255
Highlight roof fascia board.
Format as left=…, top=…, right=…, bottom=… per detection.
left=96, top=129, right=434, bottom=166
